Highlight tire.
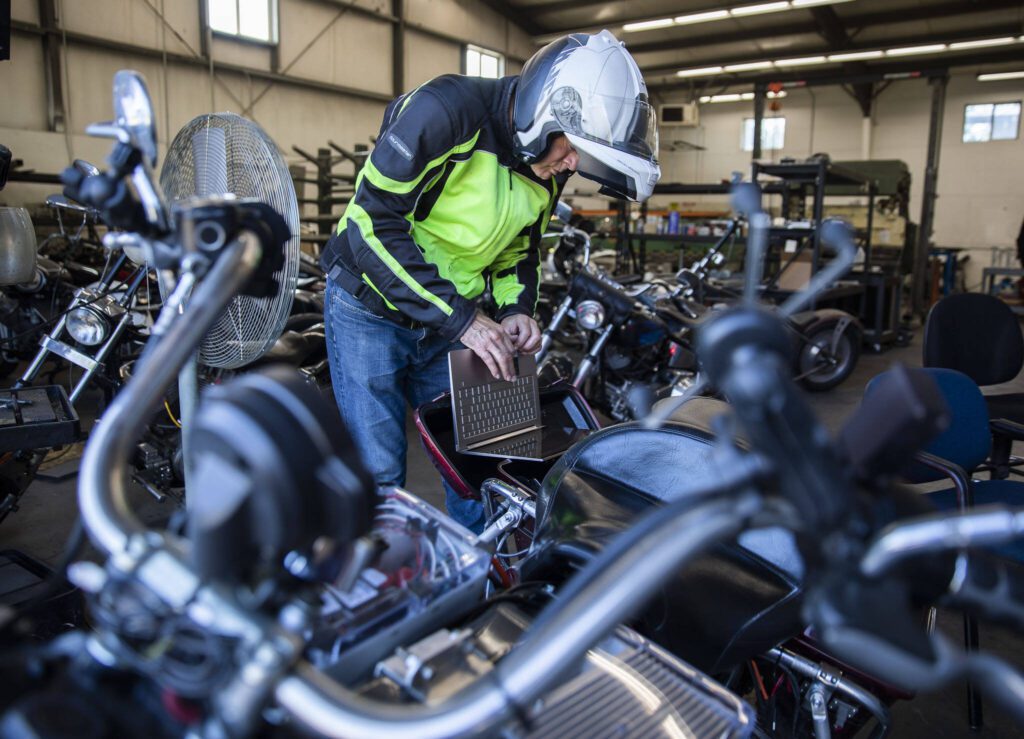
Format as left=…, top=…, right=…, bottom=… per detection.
left=797, top=321, right=860, bottom=391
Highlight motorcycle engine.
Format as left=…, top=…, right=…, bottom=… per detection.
left=306, top=488, right=490, bottom=683
left=351, top=600, right=754, bottom=738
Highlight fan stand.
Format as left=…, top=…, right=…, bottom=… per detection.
left=157, top=269, right=200, bottom=506
left=178, top=355, right=199, bottom=507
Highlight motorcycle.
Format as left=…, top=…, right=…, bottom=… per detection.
left=534, top=215, right=700, bottom=421
left=536, top=213, right=862, bottom=417
left=675, top=217, right=863, bottom=392
left=4, top=71, right=1024, bottom=739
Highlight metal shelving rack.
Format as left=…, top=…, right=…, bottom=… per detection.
left=751, top=160, right=901, bottom=350
left=290, top=142, right=368, bottom=253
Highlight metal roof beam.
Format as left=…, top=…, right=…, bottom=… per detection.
left=809, top=6, right=850, bottom=50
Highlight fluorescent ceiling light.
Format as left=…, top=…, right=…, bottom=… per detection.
left=730, top=2, right=790, bottom=17
left=724, top=61, right=775, bottom=71
left=698, top=90, right=788, bottom=103
left=618, top=0, right=858, bottom=36
left=674, top=10, right=730, bottom=25
left=827, top=50, right=884, bottom=62
left=677, top=66, right=724, bottom=77
left=949, top=37, right=1016, bottom=50
left=978, top=71, right=1024, bottom=81
left=679, top=34, right=1024, bottom=77
left=791, top=0, right=855, bottom=6
left=885, top=44, right=947, bottom=57
left=774, top=55, right=827, bottom=67
left=622, top=18, right=675, bottom=33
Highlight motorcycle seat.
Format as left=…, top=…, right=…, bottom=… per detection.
left=253, top=327, right=325, bottom=368
left=534, top=417, right=805, bottom=673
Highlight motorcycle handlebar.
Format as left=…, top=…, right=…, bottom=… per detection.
left=78, top=232, right=264, bottom=556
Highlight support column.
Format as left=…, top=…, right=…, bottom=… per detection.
left=861, top=116, right=872, bottom=159
left=913, top=74, right=948, bottom=318
left=752, top=83, right=766, bottom=161
left=37, top=0, right=66, bottom=132
left=391, top=0, right=404, bottom=97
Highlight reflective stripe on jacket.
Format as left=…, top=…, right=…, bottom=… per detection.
left=321, top=74, right=565, bottom=341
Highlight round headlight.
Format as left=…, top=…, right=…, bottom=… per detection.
left=576, top=300, right=606, bottom=331
left=67, top=306, right=109, bottom=346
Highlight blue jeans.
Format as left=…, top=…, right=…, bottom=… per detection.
left=324, top=280, right=484, bottom=531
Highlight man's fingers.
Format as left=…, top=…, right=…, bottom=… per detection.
left=523, top=321, right=541, bottom=352
left=492, top=342, right=515, bottom=381
left=476, top=348, right=501, bottom=380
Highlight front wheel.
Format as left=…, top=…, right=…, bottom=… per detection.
left=797, top=322, right=860, bottom=391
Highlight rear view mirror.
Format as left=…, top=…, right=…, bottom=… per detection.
left=112, top=71, right=158, bottom=167
left=553, top=200, right=573, bottom=226
left=73, top=159, right=100, bottom=177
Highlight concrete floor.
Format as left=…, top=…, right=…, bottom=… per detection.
left=3, top=330, right=1024, bottom=737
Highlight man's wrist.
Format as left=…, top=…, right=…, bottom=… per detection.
left=495, top=305, right=533, bottom=322
left=441, top=298, right=478, bottom=342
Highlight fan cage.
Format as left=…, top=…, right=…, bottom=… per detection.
left=160, top=113, right=300, bottom=369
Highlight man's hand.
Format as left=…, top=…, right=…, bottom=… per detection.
left=460, top=312, right=516, bottom=381
left=501, top=314, right=542, bottom=354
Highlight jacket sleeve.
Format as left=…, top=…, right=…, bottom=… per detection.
left=343, top=88, right=477, bottom=342
left=490, top=177, right=563, bottom=322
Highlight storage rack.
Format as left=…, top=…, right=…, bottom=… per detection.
left=615, top=181, right=786, bottom=274
left=751, top=160, right=901, bottom=351
left=290, top=142, right=368, bottom=252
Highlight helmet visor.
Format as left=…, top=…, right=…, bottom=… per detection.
left=551, top=87, right=659, bottom=162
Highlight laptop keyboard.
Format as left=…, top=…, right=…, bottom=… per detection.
left=455, top=374, right=538, bottom=443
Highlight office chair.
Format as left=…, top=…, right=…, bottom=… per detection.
left=924, top=292, right=1024, bottom=477
left=866, top=367, right=1024, bottom=730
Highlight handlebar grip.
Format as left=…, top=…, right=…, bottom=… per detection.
left=947, top=551, right=1024, bottom=631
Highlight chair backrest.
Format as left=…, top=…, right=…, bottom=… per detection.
left=865, top=367, right=990, bottom=483
left=923, top=293, right=1024, bottom=386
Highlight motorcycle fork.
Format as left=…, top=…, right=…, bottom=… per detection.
left=536, top=294, right=573, bottom=363
left=17, top=263, right=147, bottom=404
left=573, top=324, right=615, bottom=389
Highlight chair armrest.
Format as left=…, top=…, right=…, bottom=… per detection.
left=990, top=417, right=1024, bottom=441
left=915, top=451, right=975, bottom=508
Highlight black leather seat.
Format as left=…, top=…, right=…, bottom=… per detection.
left=533, top=410, right=805, bottom=674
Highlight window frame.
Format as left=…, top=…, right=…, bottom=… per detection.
left=207, top=0, right=279, bottom=46
left=741, top=116, right=786, bottom=152
left=961, top=100, right=1021, bottom=143
left=463, top=44, right=506, bottom=79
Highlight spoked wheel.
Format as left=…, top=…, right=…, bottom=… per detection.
left=797, top=322, right=860, bottom=391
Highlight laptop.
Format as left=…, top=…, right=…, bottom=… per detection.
left=448, top=349, right=588, bottom=462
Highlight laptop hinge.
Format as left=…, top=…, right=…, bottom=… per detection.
left=463, top=424, right=542, bottom=451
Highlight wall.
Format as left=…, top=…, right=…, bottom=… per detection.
left=0, top=0, right=533, bottom=206
left=651, top=72, right=1024, bottom=287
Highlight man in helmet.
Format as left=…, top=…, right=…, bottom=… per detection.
left=321, top=29, right=659, bottom=529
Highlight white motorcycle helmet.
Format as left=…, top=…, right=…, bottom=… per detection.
left=513, top=29, right=660, bottom=202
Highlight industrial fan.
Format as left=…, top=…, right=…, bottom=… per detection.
left=157, top=113, right=301, bottom=494
left=160, top=113, right=300, bottom=369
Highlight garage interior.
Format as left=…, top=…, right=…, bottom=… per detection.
left=1, top=1, right=1024, bottom=737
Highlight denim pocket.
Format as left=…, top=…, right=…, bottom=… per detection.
left=333, top=286, right=386, bottom=322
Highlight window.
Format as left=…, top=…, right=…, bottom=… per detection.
left=962, top=102, right=1020, bottom=142
left=465, top=45, right=505, bottom=79
left=742, top=117, right=786, bottom=152
left=209, top=0, right=277, bottom=44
